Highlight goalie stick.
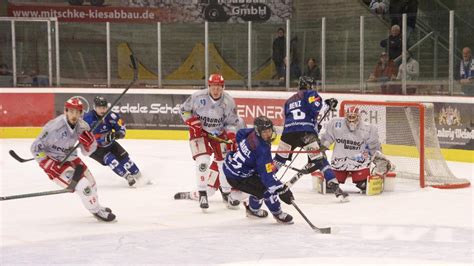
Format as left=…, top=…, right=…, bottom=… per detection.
left=9, top=55, right=138, bottom=165
left=0, top=165, right=83, bottom=201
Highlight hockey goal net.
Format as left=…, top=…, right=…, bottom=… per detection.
left=339, top=100, right=470, bottom=189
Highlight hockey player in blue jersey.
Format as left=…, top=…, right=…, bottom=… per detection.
left=273, top=76, right=349, bottom=201
left=83, top=96, right=142, bottom=187
left=224, top=116, right=295, bottom=224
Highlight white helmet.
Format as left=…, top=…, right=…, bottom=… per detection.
left=345, top=106, right=360, bottom=131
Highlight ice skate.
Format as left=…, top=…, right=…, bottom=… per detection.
left=226, top=196, right=240, bottom=210
left=355, top=180, right=367, bottom=194
left=93, top=207, right=116, bottom=222
left=273, top=211, right=294, bottom=224
left=327, top=179, right=349, bottom=202
left=174, top=192, right=191, bottom=200
left=124, top=173, right=136, bottom=187
left=219, top=188, right=229, bottom=203
left=199, top=191, right=209, bottom=211
left=244, top=203, right=268, bottom=218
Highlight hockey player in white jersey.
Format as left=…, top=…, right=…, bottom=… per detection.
left=30, top=97, right=115, bottom=222
left=179, top=73, right=245, bottom=211
left=320, top=106, right=394, bottom=193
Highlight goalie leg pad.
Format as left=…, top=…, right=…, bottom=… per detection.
left=366, top=175, right=384, bottom=196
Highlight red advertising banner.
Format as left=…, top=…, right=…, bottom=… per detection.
left=0, top=93, right=54, bottom=126
left=234, top=98, right=286, bottom=126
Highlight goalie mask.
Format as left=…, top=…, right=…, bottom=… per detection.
left=345, top=106, right=360, bottom=131
left=254, top=116, right=276, bottom=144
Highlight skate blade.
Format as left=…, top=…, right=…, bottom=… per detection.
left=337, top=196, right=350, bottom=203
left=274, top=219, right=294, bottom=225
left=226, top=203, right=240, bottom=210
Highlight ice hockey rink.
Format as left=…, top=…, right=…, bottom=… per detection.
left=0, top=139, right=472, bottom=265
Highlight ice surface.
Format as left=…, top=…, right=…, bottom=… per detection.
left=1, top=139, right=472, bottom=265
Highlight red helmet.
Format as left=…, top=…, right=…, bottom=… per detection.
left=208, top=74, right=224, bottom=86
left=64, top=97, right=84, bottom=112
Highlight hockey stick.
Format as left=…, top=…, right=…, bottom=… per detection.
left=0, top=165, right=83, bottom=201
left=59, top=54, right=138, bottom=166
left=277, top=104, right=334, bottom=180
left=9, top=55, right=138, bottom=165
left=291, top=199, right=331, bottom=234
left=207, top=133, right=233, bottom=144
left=9, top=150, right=35, bottom=163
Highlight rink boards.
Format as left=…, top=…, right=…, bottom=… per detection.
left=0, top=88, right=472, bottom=162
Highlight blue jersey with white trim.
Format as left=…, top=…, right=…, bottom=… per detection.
left=83, top=110, right=126, bottom=147
left=224, top=128, right=282, bottom=190
left=282, top=90, right=323, bottom=134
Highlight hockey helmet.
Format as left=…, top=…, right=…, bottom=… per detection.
left=208, top=74, right=225, bottom=86
left=94, top=96, right=108, bottom=107
left=254, top=116, right=276, bottom=144
left=298, top=76, right=316, bottom=90
left=64, top=97, right=84, bottom=113
left=345, top=106, right=360, bottom=131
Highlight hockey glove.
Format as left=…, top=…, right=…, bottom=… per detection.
left=185, top=116, right=204, bottom=139
left=39, top=157, right=72, bottom=180
left=79, top=130, right=95, bottom=152
left=324, top=98, right=338, bottom=110
left=276, top=185, right=294, bottom=205
left=226, top=131, right=237, bottom=152
left=105, top=131, right=124, bottom=143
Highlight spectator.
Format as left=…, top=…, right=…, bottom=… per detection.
left=279, top=56, right=301, bottom=82
left=396, top=51, right=419, bottom=80
left=0, top=63, right=11, bottom=75
left=460, top=47, right=474, bottom=96
left=367, top=52, right=397, bottom=94
left=393, top=51, right=419, bottom=94
left=380, top=25, right=402, bottom=62
left=389, top=0, right=418, bottom=38
left=272, top=27, right=285, bottom=79
left=369, top=0, right=390, bottom=15
left=0, top=63, right=13, bottom=87
left=303, top=57, right=321, bottom=81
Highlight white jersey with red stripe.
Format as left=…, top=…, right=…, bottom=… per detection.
left=31, top=114, right=93, bottom=163
left=320, top=117, right=381, bottom=171
left=180, top=89, right=244, bottom=135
